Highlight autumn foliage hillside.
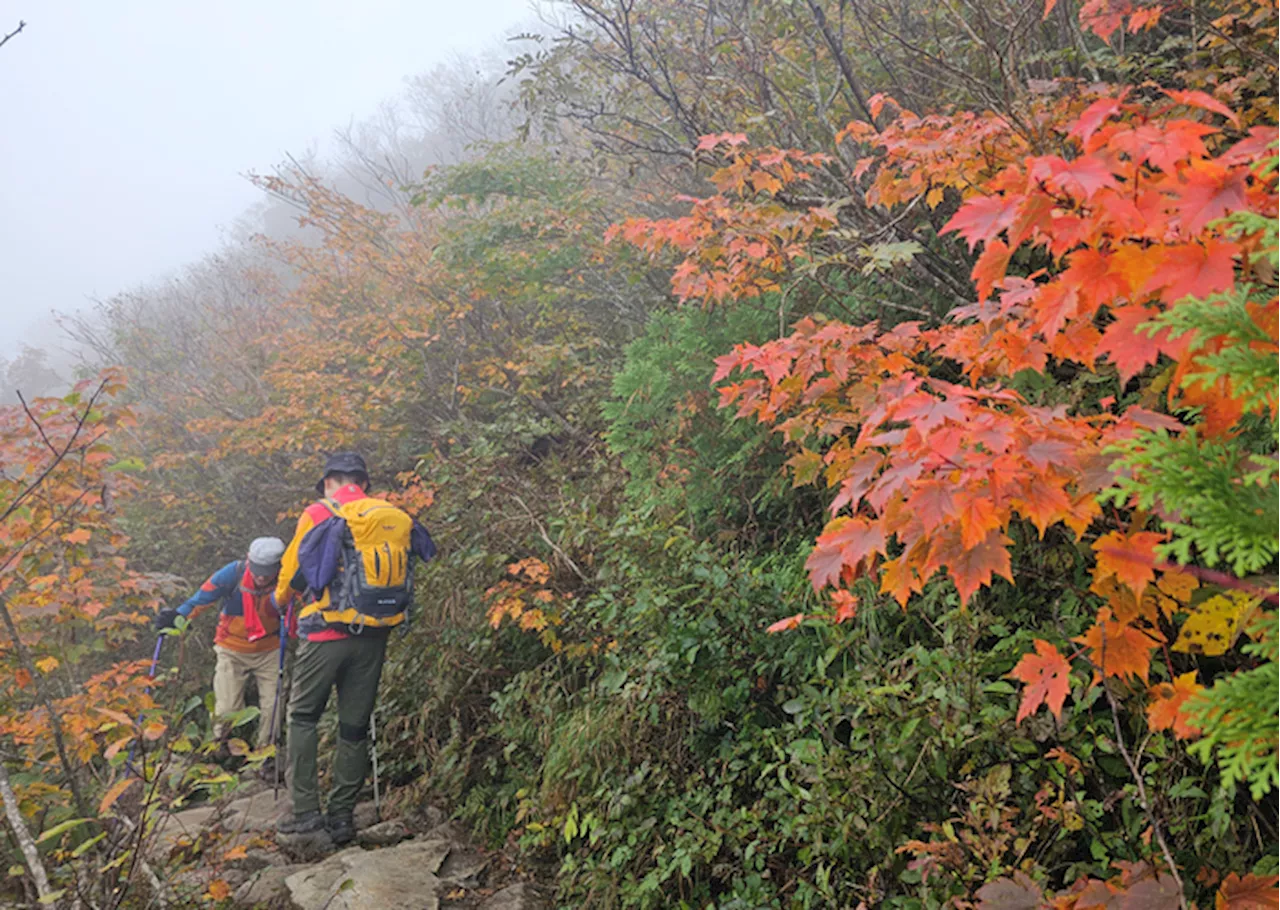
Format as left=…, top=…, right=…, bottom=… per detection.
left=1, top=0, right=1277, bottom=906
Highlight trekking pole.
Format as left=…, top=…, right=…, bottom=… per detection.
left=126, top=634, right=166, bottom=776
left=369, top=709, right=381, bottom=822
left=268, top=635, right=287, bottom=799
left=269, top=603, right=293, bottom=800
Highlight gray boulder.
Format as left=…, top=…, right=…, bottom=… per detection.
left=284, top=838, right=452, bottom=910
left=479, top=884, right=548, bottom=910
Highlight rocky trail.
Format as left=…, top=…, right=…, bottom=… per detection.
left=149, top=782, right=545, bottom=910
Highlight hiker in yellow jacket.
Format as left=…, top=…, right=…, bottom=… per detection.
left=275, top=452, right=436, bottom=845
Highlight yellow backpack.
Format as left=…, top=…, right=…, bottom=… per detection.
left=299, top=496, right=416, bottom=632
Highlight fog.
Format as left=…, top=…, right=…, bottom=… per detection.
left=0, top=0, right=533, bottom=369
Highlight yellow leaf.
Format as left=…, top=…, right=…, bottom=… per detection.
left=35, top=657, right=58, bottom=673
left=98, top=777, right=137, bottom=816
left=1173, top=591, right=1258, bottom=656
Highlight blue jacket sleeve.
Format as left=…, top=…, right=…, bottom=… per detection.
left=177, top=561, right=240, bottom=617
left=411, top=522, right=437, bottom=562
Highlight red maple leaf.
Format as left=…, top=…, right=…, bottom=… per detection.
left=1110, top=121, right=1215, bottom=173
left=805, top=517, right=886, bottom=590
left=1176, top=162, right=1250, bottom=235
left=1038, top=154, right=1119, bottom=200
left=1096, top=305, right=1167, bottom=382
left=1079, top=0, right=1136, bottom=39
left=893, top=393, right=967, bottom=433
left=695, top=132, right=750, bottom=151
left=907, top=481, right=958, bottom=533
left=1010, top=639, right=1072, bottom=722
left=943, top=194, right=1019, bottom=251
left=1164, top=89, right=1240, bottom=127
left=1069, top=95, right=1127, bottom=148
left=1029, top=283, right=1082, bottom=340
left=1015, top=481, right=1073, bottom=537
left=831, top=590, right=859, bottom=623
left=1150, top=239, right=1239, bottom=305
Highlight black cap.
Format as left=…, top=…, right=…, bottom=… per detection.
left=316, top=451, right=369, bottom=495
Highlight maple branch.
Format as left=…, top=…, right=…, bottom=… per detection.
left=803, top=0, right=879, bottom=128
left=0, top=755, right=54, bottom=902
left=0, top=19, right=25, bottom=52
left=1, top=379, right=110, bottom=527
left=17, top=391, right=61, bottom=456
left=1098, top=628, right=1187, bottom=909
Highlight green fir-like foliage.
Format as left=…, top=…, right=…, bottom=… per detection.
left=1185, top=614, right=1280, bottom=800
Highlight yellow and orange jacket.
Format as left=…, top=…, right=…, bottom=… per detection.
left=276, top=483, right=365, bottom=643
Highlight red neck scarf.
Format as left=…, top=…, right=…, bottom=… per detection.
left=239, top=564, right=279, bottom=642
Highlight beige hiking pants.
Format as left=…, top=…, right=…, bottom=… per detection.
left=212, top=645, right=280, bottom=748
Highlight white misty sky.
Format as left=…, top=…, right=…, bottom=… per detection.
left=0, top=0, right=533, bottom=355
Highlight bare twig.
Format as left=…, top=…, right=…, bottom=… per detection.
left=17, top=391, right=60, bottom=455
left=1099, top=627, right=1187, bottom=908
left=0, top=20, right=25, bottom=52
left=511, top=494, right=589, bottom=583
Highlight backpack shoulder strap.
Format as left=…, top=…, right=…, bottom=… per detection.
left=228, top=559, right=246, bottom=597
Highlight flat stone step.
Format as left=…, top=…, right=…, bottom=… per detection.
left=285, top=838, right=453, bottom=910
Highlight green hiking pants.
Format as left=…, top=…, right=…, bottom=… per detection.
left=287, top=634, right=388, bottom=817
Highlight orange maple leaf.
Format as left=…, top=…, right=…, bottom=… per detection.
left=805, top=517, right=885, bottom=591
left=1146, top=672, right=1204, bottom=739
left=1093, top=530, right=1165, bottom=597
left=831, top=590, right=859, bottom=624
left=947, top=530, right=1014, bottom=605
left=1010, top=639, right=1072, bottom=722
left=1075, top=609, right=1159, bottom=682
left=205, top=880, right=232, bottom=901
left=1215, top=872, right=1279, bottom=910
left=765, top=613, right=805, bottom=634
left=63, top=528, right=92, bottom=546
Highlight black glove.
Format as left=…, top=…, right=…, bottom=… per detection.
left=154, top=607, right=181, bottom=631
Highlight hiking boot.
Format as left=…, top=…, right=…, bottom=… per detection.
left=326, top=812, right=356, bottom=846
left=278, top=810, right=325, bottom=835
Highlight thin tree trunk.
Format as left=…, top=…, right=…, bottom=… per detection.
left=0, top=593, right=92, bottom=821
left=0, top=758, right=55, bottom=904
left=804, top=0, right=880, bottom=127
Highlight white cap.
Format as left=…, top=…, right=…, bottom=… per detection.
left=247, top=536, right=286, bottom=574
